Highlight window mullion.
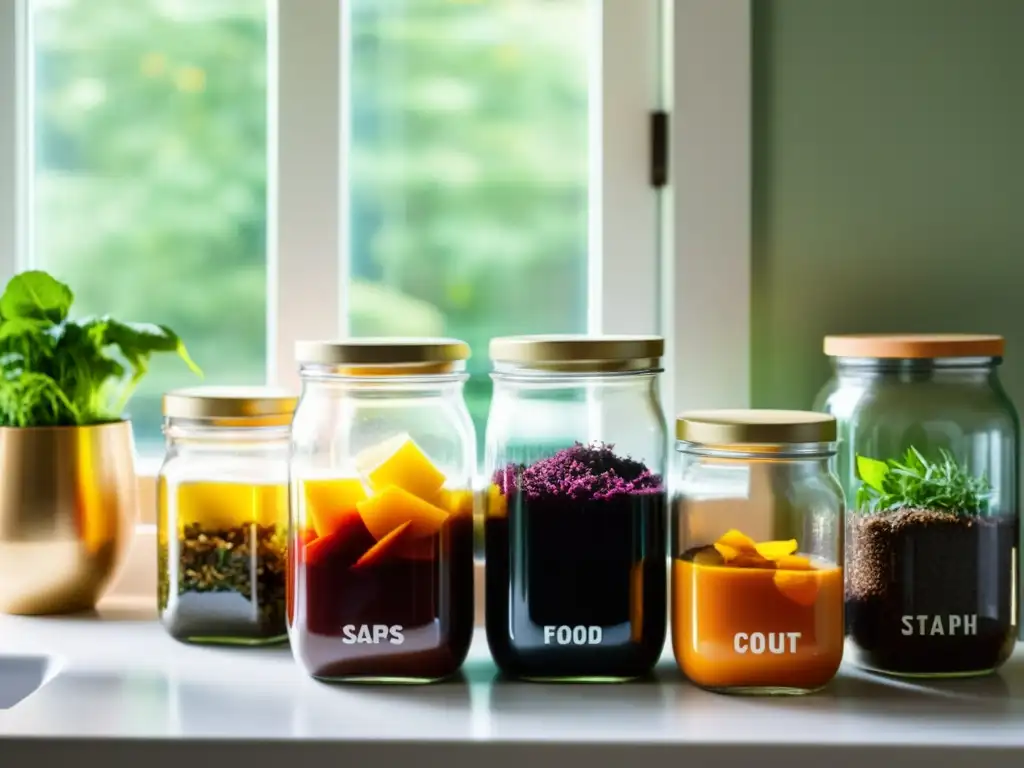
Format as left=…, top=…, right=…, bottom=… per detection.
left=0, top=0, right=30, bottom=285
left=666, top=0, right=752, bottom=413
left=587, top=0, right=661, bottom=338
left=268, top=0, right=346, bottom=392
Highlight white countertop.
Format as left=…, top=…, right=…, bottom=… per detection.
left=0, top=599, right=1022, bottom=767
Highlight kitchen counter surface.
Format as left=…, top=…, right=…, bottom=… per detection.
left=0, top=599, right=1022, bottom=767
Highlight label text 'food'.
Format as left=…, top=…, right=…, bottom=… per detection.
left=543, top=625, right=603, bottom=645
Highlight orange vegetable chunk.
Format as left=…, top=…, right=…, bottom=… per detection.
left=352, top=521, right=412, bottom=570
left=731, top=552, right=775, bottom=569
left=754, top=539, right=798, bottom=560
left=716, top=528, right=757, bottom=553
left=774, top=570, right=820, bottom=606
left=353, top=433, right=409, bottom=474
left=360, top=435, right=446, bottom=501
left=304, top=478, right=368, bottom=537
left=437, top=488, right=474, bottom=517
left=304, top=511, right=376, bottom=569
left=775, top=554, right=813, bottom=571
left=356, top=485, right=450, bottom=541
left=713, top=542, right=741, bottom=562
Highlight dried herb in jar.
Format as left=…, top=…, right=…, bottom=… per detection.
left=161, top=522, right=287, bottom=642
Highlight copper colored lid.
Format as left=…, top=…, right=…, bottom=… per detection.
left=823, top=334, right=1004, bottom=359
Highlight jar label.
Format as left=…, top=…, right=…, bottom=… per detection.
left=733, top=631, right=802, bottom=655
left=342, top=624, right=405, bottom=645
left=543, top=625, right=603, bottom=645
left=901, top=614, right=977, bottom=636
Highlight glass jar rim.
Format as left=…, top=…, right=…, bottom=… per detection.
left=297, top=361, right=468, bottom=382
left=832, top=355, right=1001, bottom=371
left=676, top=440, right=837, bottom=460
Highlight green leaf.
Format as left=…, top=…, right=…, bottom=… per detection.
left=0, top=317, right=51, bottom=340
left=856, top=454, right=890, bottom=492
left=0, top=271, right=73, bottom=325
left=854, top=447, right=991, bottom=517
left=93, top=319, right=202, bottom=377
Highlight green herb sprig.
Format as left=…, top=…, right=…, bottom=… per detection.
left=855, top=447, right=990, bottom=515
left=0, top=270, right=201, bottom=427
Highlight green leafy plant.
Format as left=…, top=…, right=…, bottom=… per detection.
left=0, top=270, right=201, bottom=427
left=855, top=447, right=991, bottom=515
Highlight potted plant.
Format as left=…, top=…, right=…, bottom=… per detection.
left=0, top=270, right=200, bottom=614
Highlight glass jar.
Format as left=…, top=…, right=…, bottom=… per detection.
left=158, top=387, right=296, bottom=645
left=672, top=410, right=845, bottom=695
left=817, top=334, right=1020, bottom=677
left=484, top=335, right=668, bottom=681
left=288, top=338, right=476, bottom=683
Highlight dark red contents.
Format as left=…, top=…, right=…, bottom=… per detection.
left=291, top=511, right=474, bottom=681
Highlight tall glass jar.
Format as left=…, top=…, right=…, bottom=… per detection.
left=672, top=410, right=845, bottom=695
left=484, top=335, right=668, bottom=681
left=158, top=387, right=296, bottom=645
left=816, top=334, right=1019, bottom=677
left=288, top=339, right=476, bottom=683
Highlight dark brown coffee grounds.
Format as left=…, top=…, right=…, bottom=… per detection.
left=846, top=507, right=1017, bottom=676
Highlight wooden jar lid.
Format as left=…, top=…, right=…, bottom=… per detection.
left=823, top=334, right=1004, bottom=359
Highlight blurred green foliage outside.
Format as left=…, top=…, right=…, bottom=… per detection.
left=32, top=0, right=589, bottom=456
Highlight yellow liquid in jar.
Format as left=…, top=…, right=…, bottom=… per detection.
left=160, top=479, right=288, bottom=533
left=158, top=479, right=289, bottom=644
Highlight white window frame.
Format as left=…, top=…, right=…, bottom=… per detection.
left=0, top=1, right=751, bottom=596
left=664, top=0, right=752, bottom=413
left=268, top=0, right=751, bottom=409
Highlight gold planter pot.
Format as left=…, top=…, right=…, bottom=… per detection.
left=0, top=421, right=137, bottom=615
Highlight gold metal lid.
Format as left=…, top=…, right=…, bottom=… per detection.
left=295, top=338, right=470, bottom=372
left=489, top=335, right=664, bottom=373
left=163, top=386, right=298, bottom=426
left=676, top=409, right=837, bottom=444
left=824, top=333, right=1004, bottom=359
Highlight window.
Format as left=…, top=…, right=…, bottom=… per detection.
left=29, top=0, right=269, bottom=455
left=343, top=0, right=591, bottom=440
left=1, top=0, right=751, bottom=472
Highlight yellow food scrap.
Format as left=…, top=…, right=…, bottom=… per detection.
left=353, top=433, right=409, bottom=475
left=436, top=488, right=474, bottom=517
left=774, top=554, right=813, bottom=571
left=712, top=529, right=810, bottom=571
left=716, top=529, right=757, bottom=553
left=487, top=484, right=507, bottom=519
left=773, top=570, right=820, bottom=606
left=364, top=436, right=446, bottom=501
left=356, top=485, right=450, bottom=541
left=731, top=552, right=775, bottom=569
left=754, top=539, right=798, bottom=560
left=304, top=478, right=368, bottom=537
left=713, top=542, right=741, bottom=561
